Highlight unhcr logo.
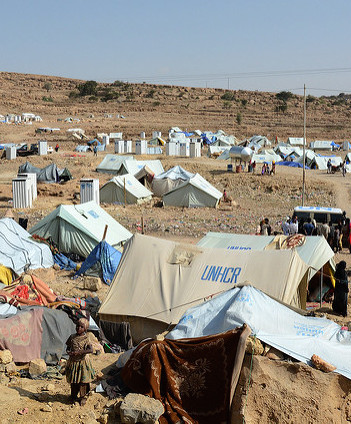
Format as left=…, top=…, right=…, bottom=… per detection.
left=201, top=265, right=241, bottom=284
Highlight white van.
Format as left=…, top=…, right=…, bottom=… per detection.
left=293, top=206, right=343, bottom=226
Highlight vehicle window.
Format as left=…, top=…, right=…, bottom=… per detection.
left=314, top=213, right=327, bottom=223
left=330, top=214, right=343, bottom=224
left=294, top=211, right=310, bottom=221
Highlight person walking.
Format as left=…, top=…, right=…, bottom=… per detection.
left=332, top=261, right=349, bottom=317
left=93, top=145, right=98, bottom=156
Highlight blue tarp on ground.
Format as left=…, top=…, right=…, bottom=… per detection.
left=74, top=241, right=121, bottom=285
left=54, top=253, right=77, bottom=271
left=87, top=139, right=101, bottom=146
left=276, top=161, right=310, bottom=169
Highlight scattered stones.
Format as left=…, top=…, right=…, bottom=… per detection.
left=42, top=383, right=55, bottom=392
left=83, top=276, right=102, bottom=291
left=5, top=362, right=17, bottom=375
left=29, top=358, right=47, bottom=377
left=0, top=350, right=13, bottom=365
left=120, top=393, right=164, bottom=424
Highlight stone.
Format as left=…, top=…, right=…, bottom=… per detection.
left=42, top=383, right=55, bottom=392
left=120, top=393, right=164, bottom=424
left=5, top=362, right=17, bottom=375
left=266, top=347, right=284, bottom=361
left=245, top=336, right=264, bottom=355
left=29, top=358, right=47, bottom=377
left=53, top=263, right=61, bottom=271
left=83, top=277, right=102, bottom=291
left=40, top=404, right=53, bottom=413
left=97, top=413, right=109, bottom=424
left=0, top=350, right=13, bottom=365
left=311, top=354, right=336, bottom=373
left=22, top=274, right=32, bottom=284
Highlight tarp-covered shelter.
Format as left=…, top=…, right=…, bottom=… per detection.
left=74, top=240, right=121, bottom=285
left=99, top=234, right=310, bottom=342
left=152, top=166, right=194, bottom=197
left=163, top=173, right=222, bottom=208
left=100, top=174, right=153, bottom=205
left=0, top=218, right=54, bottom=275
left=96, top=154, right=134, bottom=175
left=29, top=201, right=132, bottom=258
left=18, top=162, right=72, bottom=183
left=118, top=159, right=164, bottom=179
left=167, top=285, right=351, bottom=380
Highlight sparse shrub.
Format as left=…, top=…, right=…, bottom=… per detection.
left=77, top=80, right=98, bottom=96
left=42, top=96, right=53, bottom=102
left=89, top=96, right=98, bottom=101
left=241, top=99, right=247, bottom=107
left=69, top=91, right=79, bottom=99
left=236, top=112, right=242, bottom=125
left=152, top=101, right=160, bottom=106
left=275, top=103, right=288, bottom=113
left=146, top=89, right=156, bottom=98
left=43, top=82, right=52, bottom=92
left=276, top=91, right=293, bottom=102
left=223, top=101, right=232, bottom=109
left=221, top=92, right=236, bottom=101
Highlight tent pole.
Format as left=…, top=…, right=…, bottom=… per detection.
left=320, top=267, right=323, bottom=308
left=102, top=224, right=108, bottom=241
left=302, top=84, right=306, bottom=206
left=124, top=178, right=126, bottom=208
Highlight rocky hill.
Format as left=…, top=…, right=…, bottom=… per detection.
left=1, top=71, right=351, bottom=142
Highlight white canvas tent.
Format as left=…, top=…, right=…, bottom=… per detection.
left=99, top=234, right=310, bottom=343
left=96, top=154, right=134, bottom=175
left=118, top=159, right=164, bottom=178
left=287, top=137, right=304, bottom=146
left=251, top=150, right=282, bottom=164
left=100, top=174, right=153, bottom=205
left=152, top=166, right=194, bottom=197
left=162, top=173, right=222, bottom=208
left=197, top=233, right=335, bottom=282
left=0, top=218, right=54, bottom=275
left=29, top=201, right=132, bottom=258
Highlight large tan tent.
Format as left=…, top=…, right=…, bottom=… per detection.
left=100, top=174, right=153, bottom=205
left=99, top=234, right=310, bottom=343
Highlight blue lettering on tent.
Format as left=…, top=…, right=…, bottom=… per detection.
left=293, top=323, right=324, bottom=337
left=201, top=265, right=241, bottom=284
left=227, top=245, right=252, bottom=251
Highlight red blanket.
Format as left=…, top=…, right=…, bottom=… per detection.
left=122, top=326, right=250, bottom=424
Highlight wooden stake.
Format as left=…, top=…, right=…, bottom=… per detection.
left=102, top=224, right=108, bottom=240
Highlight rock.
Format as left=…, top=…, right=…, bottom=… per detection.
left=266, top=347, right=284, bottom=361
left=311, top=354, right=336, bottom=373
left=0, top=350, right=13, bottom=365
left=83, top=277, right=102, bottom=291
left=53, top=263, right=61, bottom=271
left=42, top=383, right=55, bottom=392
left=29, top=358, right=47, bottom=377
left=97, top=413, right=109, bottom=424
left=120, top=393, right=164, bottom=424
left=5, top=362, right=17, bottom=375
left=245, top=336, right=264, bottom=355
left=40, top=404, right=52, bottom=412
left=22, top=274, right=32, bottom=284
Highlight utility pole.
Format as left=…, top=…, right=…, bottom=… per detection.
left=227, top=78, right=230, bottom=90
left=302, top=84, right=306, bottom=206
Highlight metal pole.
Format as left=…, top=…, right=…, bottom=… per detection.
left=302, top=84, right=306, bottom=206
left=124, top=177, right=126, bottom=208
left=320, top=268, right=323, bottom=308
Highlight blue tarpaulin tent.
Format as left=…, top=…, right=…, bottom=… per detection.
left=74, top=241, right=121, bottom=285
left=276, top=161, right=310, bottom=169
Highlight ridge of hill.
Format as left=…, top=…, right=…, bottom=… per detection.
left=1, top=71, right=351, bottom=142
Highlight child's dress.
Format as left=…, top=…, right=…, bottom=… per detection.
left=66, top=332, right=95, bottom=384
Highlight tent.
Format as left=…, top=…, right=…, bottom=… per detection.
left=152, top=166, right=195, bottom=197
left=163, top=173, right=222, bottom=208
left=197, top=233, right=334, bottom=281
left=99, top=234, right=310, bottom=342
left=118, top=159, right=164, bottom=178
left=18, top=162, right=72, bottom=183
left=251, top=150, right=282, bottom=164
left=167, top=285, right=351, bottom=381
left=74, top=240, right=121, bottom=285
left=29, top=201, right=132, bottom=258
left=287, top=137, right=304, bottom=146
left=100, top=174, right=153, bottom=205
left=0, top=218, right=53, bottom=275
left=96, top=154, right=134, bottom=175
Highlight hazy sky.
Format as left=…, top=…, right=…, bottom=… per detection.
left=2, top=0, right=351, bottom=96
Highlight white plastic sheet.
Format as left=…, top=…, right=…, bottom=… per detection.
left=167, top=285, right=351, bottom=380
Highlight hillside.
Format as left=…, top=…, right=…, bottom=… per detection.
left=1, top=71, right=351, bottom=143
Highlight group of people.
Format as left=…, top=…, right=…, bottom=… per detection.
left=261, top=161, right=276, bottom=176
left=327, top=158, right=347, bottom=177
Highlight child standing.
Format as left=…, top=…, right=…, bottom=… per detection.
left=66, top=318, right=95, bottom=405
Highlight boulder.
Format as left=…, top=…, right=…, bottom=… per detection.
left=5, top=362, right=17, bottom=375
left=0, top=350, right=13, bottom=364
left=120, top=393, right=164, bottom=424
left=29, top=358, right=47, bottom=377
left=83, top=277, right=102, bottom=291
left=245, top=336, right=264, bottom=355
left=266, top=347, right=284, bottom=361
left=311, top=354, right=336, bottom=373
